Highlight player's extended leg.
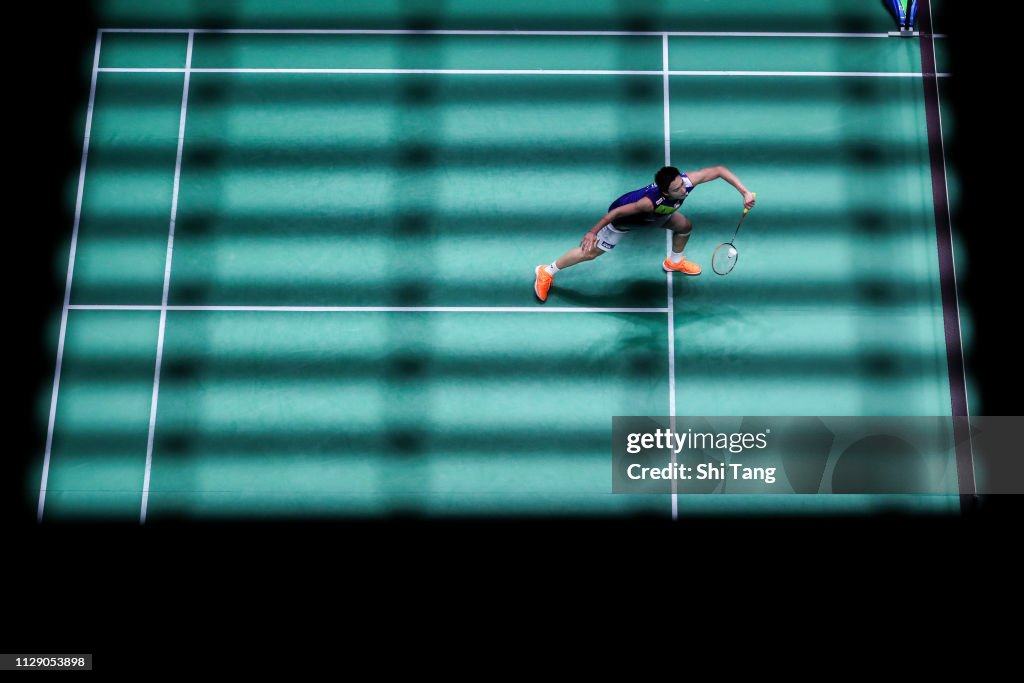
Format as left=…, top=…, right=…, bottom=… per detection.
left=554, top=243, right=604, bottom=270
left=533, top=225, right=624, bottom=302
left=661, top=213, right=701, bottom=275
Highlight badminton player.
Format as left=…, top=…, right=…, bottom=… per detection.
left=533, top=165, right=755, bottom=302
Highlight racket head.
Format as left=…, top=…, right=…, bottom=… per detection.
left=712, top=242, right=739, bottom=275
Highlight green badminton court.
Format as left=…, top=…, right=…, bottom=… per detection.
left=33, top=0, right=968, bottom=522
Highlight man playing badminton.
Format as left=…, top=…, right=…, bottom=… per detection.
left=533, top=165, right=756, bottom=302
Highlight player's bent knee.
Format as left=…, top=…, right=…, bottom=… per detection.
left=671, top=217, right=693, bottom=235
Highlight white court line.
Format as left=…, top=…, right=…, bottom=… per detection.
left=68, top=305, right=668, bottom=314
left=103, top=68, right=664, bottom=75
left=37, top=32, right=104, bottom=523
left=663, top=34, right=679, bottom=521
left=672, top=70, right=948, bottom=77
left=140, top=31, right=194, bottom=525
left=662, top=35, right=672, bottom=169
left=97, top=67, right=951, bottom=77
left=99, top=28, right=946, bottom=38
left=100, top=68, right=187, bottom=73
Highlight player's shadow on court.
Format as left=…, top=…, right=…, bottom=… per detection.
left=553, top=279, right=661, bottom=308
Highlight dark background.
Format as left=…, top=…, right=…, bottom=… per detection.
left=3, top=4, right=1018, bottom=650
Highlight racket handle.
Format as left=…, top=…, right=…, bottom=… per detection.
left=743, top=191, right=757, bottom=215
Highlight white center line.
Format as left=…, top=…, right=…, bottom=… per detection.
left=663, top=33, right=679, bottom=521
left=140, top=30, right=194, bottom=525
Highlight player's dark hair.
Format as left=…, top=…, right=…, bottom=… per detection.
left=655, top=166, right=680, bottom=193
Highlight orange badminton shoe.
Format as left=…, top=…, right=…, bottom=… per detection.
left=662, top=257, right=702, bottom=275
left=534, top=265, right=554, bottom=302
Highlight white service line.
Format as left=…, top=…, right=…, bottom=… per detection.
left=97, top=67, right=951, bottom=77
left=672, top=70, right=948, bottom=77
left=100, top=68, right=186, bottom=73
left=140, top=31, right=194, bottom=525
left=37, top=31, right=104, bottom=523
left=107, top=68, right=665, bottom=75
left=663, top=33, right=679, bottom=521
left=68, top=304, right=669, bottom=314
left=98, top=28, right=944, bottom=38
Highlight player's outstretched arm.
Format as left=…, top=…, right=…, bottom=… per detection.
left=686, top=166, right=756, bottom=209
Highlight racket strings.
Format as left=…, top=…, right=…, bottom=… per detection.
left=712, top=242, right=739, bottom=275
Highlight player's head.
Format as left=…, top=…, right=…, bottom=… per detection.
left=655, top=167, right=679, bottom=192
left=656, top=166, right=687, bottom=199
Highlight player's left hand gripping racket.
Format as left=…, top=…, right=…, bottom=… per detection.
left=712, top=192, right=756, bottom=276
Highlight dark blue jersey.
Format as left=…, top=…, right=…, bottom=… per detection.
left=608, top=174, right=694, bottom=224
